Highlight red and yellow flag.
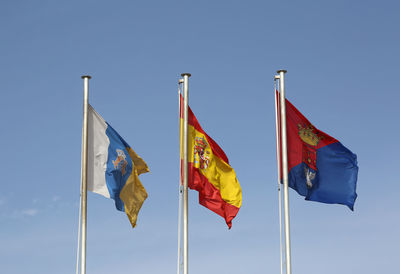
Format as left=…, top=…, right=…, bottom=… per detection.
left=180, top=96, right=242, bottom=228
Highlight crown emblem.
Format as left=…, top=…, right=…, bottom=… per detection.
left=297, top=124, right=322, bottom=146
left=195, top=137, right=208, bottom=149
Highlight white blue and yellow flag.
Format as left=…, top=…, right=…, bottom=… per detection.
left=87, top=105, right=149, bottom=228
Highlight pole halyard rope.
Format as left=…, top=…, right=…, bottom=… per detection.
left=75, top=138, right=83, bottom=274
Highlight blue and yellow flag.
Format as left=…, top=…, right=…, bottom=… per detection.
left=87, top=105, right=149, bottom=227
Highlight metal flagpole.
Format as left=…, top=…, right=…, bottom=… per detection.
left=274, top=76, right=284, bottom=274
left=277, top=69, right=292, bottom=274
left=181, top=73, right=191, bottom=274
left=80, top=75, right=91, bottom=274
left=177, top=80, right=184, bottom=274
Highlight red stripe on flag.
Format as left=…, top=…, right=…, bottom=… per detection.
left=185, top=161, right=240, bottom=229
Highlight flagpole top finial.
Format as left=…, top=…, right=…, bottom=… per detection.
left=181, top=73, right=191, bottom=77
left=81, top=75, right=92, bottom=79
left=277, top=70, right=287, bottom=74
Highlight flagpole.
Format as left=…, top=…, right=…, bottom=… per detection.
left=177, top=80, right=184, bottom=274
left=181, top=72, right=191, bottom=274
left=277, top=69, right=292, bottom=274
left=274, top=76, right=284, bottom=274
left=80, top=75, right=91, bottom=274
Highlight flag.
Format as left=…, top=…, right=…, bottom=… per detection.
left=180, top=96, right=242, bottom=228
left=87, top=105, right=149, bottom=227
left=276, top=91, right=358, bottom=209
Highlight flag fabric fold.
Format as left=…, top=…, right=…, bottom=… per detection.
left=276, top=91, right=358, bottom=210
left=87, top=105, right=149, bottom=227
left=180, top=96, right=242, bottom=228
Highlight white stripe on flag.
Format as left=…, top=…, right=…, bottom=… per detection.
left=87, top=105, right=111, bottom=198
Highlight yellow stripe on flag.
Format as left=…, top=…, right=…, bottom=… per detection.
left=120, top=147, right=149, bottom=228
left=187, top=124, right=242, bottom=208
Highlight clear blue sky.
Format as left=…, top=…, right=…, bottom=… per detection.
left=1, top=1, right=399, bottom=273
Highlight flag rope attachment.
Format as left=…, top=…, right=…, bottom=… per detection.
left=274, top=78, right=284, bottom=274
left=177, top=81, right=184, bottom=274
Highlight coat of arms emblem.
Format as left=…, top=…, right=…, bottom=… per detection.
left=194, top=137, right=210, bottom=170
left=297, top=123, right=323, bottom=189
left=112, top=149, right=128, bottom=176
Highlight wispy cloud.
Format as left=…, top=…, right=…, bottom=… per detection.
left=21, top=209, right=39, bottom=217
left=52, top=196, right=60, bottom=202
